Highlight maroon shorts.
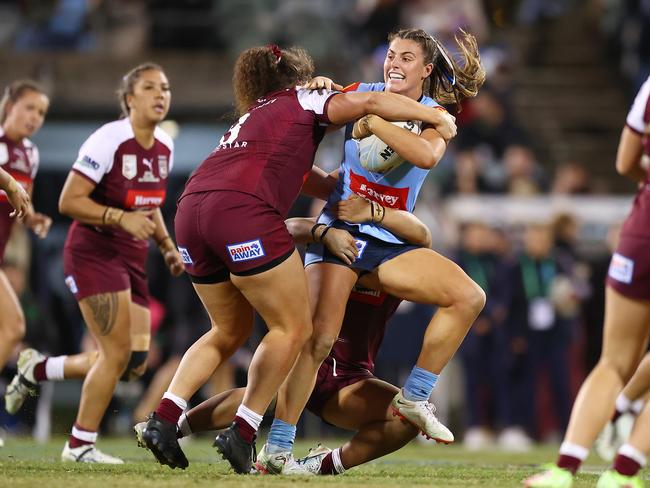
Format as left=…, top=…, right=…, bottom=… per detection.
left=306, top=356, right=374, bottom=417
left=63, top=224, right=150, bottom=307
left=175, top=190, right=295, bottom=283
left=606, top=234, right=650, bottom=300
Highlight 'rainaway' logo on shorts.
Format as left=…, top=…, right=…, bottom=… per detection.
left=227, top=239, right=265, bottom=262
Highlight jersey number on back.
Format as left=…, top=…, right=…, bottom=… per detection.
left=219, top=113, right=250, bottom=146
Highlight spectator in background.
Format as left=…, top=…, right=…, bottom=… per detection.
left=508, top=224, right=579, bottom=442
left=456, top=222, right=529, bottom=451
left=551, top=161, right=591, bottom=195
left=503, top=145, right=547, bottom=195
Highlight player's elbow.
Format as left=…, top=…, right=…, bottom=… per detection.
left=58, top=193, right=73, bottom=217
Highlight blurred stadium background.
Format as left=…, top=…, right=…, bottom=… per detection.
left=0, top=0, right=649, bottom=456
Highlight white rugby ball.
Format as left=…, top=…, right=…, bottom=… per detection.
left=358, top=120, right=422, bottom=173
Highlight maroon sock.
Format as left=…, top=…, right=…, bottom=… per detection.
left=233, top=416, right=256, bottom=444
left=69, top=424, right=95, bottom=449
left=611, top=409, right=623, bottom=423
left=33, top=360, right=47, bottom=382
left=155, top=398, right=184, bottom=425
left=557, top=454, right=581, bottom=475
left=614, top=453, right=642, bottom=477
left=319, top=452, right=337, bottom=475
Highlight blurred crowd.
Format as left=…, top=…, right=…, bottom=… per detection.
left=0, top=0, right=645, bottom=451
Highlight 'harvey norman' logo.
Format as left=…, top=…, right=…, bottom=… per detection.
left=227, top=239, right=265, bottom=262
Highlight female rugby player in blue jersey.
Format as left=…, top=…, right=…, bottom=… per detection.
left=258, top=28, right=487, bottom=473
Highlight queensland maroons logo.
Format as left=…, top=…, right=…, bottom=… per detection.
left=122, top=154, right=137, bottom=180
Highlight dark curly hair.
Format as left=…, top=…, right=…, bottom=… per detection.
left=233, top=45, right=315, bottom=115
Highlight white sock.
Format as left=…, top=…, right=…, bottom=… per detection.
left=45, top=356, right=66, bottom=381
left=236, top=403, right=263, bottom=431
left=619, top=443, right=648, bottom=467
left=71, top=425, right=97, bottom=444
left=559, top=441, right=589, bottom=461
left=630, top=398, right=646, bottom=416
left=616, top=393, right=632, bottom=413
left=177, top=413, right=192, bottom=438
left=162, top=391, right=187, bottom=411
left=331, top=447, right=346, bottom=474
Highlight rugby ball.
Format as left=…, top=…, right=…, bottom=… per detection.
left=358, top=120, right=422, bottom=173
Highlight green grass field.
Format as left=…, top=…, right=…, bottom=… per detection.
left=1, top=436, right=647, bottom=487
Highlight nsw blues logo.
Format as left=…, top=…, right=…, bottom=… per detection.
left=355, top=239, right=367, bottom=258
left=227, top=239, right=265, bottom=263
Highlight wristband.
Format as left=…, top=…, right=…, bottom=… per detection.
left=311, top=223, right=326, bottom=242
left=319, top=226, right=331, bottom=243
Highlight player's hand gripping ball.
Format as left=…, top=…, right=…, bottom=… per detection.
left=356, top=120, right=422, bottom=173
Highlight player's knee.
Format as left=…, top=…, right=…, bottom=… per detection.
left=453, top=279, right=486, bottom=317
left=599, top=355, right=638, bottom=383
left=308, top=332, right=337, bottom=363
left=119, top=350, right=148, bottom=382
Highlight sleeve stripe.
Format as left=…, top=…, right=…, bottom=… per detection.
left=71, top=167, right=100, bottom=185
left=343, top=82, right=361, bottom=93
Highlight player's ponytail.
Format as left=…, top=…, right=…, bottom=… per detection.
left=0, top=79, right=45, bottom=125
left=117, top=62, right=165, bottom=118
left=388, top=28, right=485, bottom=110
left=233, top=44, right=315, bottom=115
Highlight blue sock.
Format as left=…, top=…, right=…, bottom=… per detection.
left=266, top=418, right=296, bottom=452
left=402, top=366, right=438, bottom=402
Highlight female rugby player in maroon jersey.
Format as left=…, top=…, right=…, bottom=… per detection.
left=526, top=77, right=650, bottom=487
left=0, top=80, right=50, bottom=382
left=140, top=43, right=456, bottom=474
left=134, top=193, right=431, bottom=475
left=5, top=64, right=183, bottom=463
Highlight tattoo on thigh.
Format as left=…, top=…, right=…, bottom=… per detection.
left=85, top=293, right=119, bottom=335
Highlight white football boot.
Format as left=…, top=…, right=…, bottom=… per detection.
left=61, top=441, right=124, bottom=464
left=4, top=348, right=46, bottom=414
left=391, top=389, right=454, bottom=444
left=286, top=443, right=332, bottom=475
left=254, top=443, right=291, bottom=474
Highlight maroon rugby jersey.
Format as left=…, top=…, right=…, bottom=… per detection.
left=623, top=76, right=650, bottom=239
left=67, top=118, right=174, bottom=250
left=182, top=87, right=337, bottom=218
left=0, top=128, right=39, bottom=259
left=330, top=286, right=402, bottom=373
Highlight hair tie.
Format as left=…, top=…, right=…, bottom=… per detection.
left=268, top=44, right=282, bottom=64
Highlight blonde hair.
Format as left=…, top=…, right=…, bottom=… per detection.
left=0, top=79, right=46, bottom=124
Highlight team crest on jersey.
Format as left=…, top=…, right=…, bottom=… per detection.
left=227, top=239, right=265, bottom=263
left=158, top=155, right=168, bottom=179
left=609, top=252, right=634, bottom=284
left=0, top=143, right=8, bottom=165
left=122, top=154, right=137, bottom=180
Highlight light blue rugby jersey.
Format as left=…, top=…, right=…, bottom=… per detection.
left=319, top=82, right=439, bottom=244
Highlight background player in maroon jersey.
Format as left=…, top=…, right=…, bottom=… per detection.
left=5, top=63, right=184, bottom=464
left=134, top=191, right=431, bottom=474
left=525, top=77, right=650, bottom=487
left=141, top=43, right=457, bottom=474
left=0, top=80, right=50, bottom=379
